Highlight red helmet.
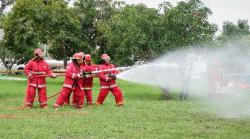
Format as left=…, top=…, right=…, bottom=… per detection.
left=72, top=53, right=83, bottom=60
left=101, top=54, right=110, bottom=60
left=34, top=48, right=43, bottom=57
left=85, top=54, right=92, bottom=61
left=79, top=52, right=85, bottom=57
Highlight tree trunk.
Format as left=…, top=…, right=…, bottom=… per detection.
left=63, top=57, right=68, bottom=69
left=0, top=57, right=14, bottom=74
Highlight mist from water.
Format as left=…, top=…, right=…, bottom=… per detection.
left=118, top=41, right=250, bottom=118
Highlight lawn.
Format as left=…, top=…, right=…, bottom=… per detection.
left=0, top=76, right=250, bottom=139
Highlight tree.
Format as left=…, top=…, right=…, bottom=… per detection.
left=96, top=0, right=217, bottom=65
left=1, top=0, right=86, bottom=68
left=218, top=19, right=250, bottom=41
left=47, top=1, right=87, bottom=68
left=157, top=0, right=217, bottom=52
left=96, top=4, right=161, bottom=65
left=74, top=0, right=116, bottom=62
left=237, top=19, right=249, bottom=35
left=0, top=44, right=17, bottom=70
left=0, top=0, right=16, bottom=70
left=1, top=0, right=218, bottom=67
left=1, top=0, right=49, bottom=64
left=158, top=1, right=172, bottom=13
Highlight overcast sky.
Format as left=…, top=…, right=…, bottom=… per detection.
left=124, top=0, right=250, bottom=33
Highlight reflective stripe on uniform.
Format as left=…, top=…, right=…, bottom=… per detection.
left=84, top=87, right=92, bottom=90
left=29, top=84, right=46, bottom=88
left=27, top=73, right=32, bottom=78
left=63, top=84, right=73, bottom=88
left=29, top=83, right=37, bottom=87
left=100, top=84, right=117, bottom=89
left=110, top=84, right=117, bottom=88
left=100, top=86, right=109, bottom=89
left=30, top=71, right=46, bottom=75
left=38, top=84, right=46, bottom=88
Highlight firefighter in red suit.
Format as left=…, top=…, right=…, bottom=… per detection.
left=82, top=54, right=98, bottom=106
left=63, top=53, right=94, bottom=106
left=53, top=53, right=85, bottom=109
left=207, top=60, right=227, bottom=96
left=96, top=54, right=124, bottom=106
left=24, top=48, right=57, bottom=109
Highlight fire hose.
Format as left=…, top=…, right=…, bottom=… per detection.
left=0, top=91, right=61, bottom=110
left=82, top=66, right=131, bottom=78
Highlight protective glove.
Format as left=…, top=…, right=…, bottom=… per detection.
left=109, top=73, right=116, bottom=80
left=83, top=72, right=91, bottom=78
left=111, top=75, right=116, bottom=80
left=77, top=73, right=83, bottom=78
left=84, top=74, right=90, bottom=78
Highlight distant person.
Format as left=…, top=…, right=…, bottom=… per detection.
left=53, top=53, right=85, bottom=109
left=96, top=54, right=124, bottom=106
left=24, top=48, right=57, bottom=109
left=207, top=60, right=227, bottom=96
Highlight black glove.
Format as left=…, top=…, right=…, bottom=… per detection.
left=109, top=73, right=116, bottom=80
left=112, top=75, right=116, bottom=80
left=83, top=72, right=91, bottom=78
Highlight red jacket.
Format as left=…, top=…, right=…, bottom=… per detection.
left=81, top=63, right=98, bottom=89
left=98, top=63, right=119, bottom=89
left=63, top=62, right=83, bottom=90
left=24, top=59, right=53, bottom=88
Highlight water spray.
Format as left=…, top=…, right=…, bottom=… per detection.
left=117, top=42, right=250, bottom=118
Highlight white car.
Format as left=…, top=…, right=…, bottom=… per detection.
left=0, top=61, right=24, bottom=70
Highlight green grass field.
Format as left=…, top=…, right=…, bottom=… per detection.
left=0, top=76, right=250, bottom=139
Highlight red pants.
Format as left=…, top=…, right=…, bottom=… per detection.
left=64, top=91, right=73, bottom=105
left=54, top=86, right=85, bottom=108
left=96, top=86, right=123, bottom=105
left=64, top=91, right=79, bottom=106
left=25, top=85, right=47, bottom=108
left=84, top=89, right=93, bottom=105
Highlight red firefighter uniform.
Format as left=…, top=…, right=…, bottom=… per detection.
left=82, top=54, right=98, bottom=106
left=96, top=54, right=124, bottom=106
left=54, top=53, right=85, bottom=109
left=63, top=54, right=96, bottom=106
left=207, top=60, right=227, bottom=96
left=24, top=48, right=55, bottom=108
